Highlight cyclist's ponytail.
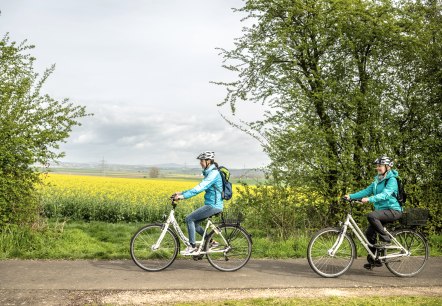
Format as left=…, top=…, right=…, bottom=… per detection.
left=212, top=161, right=219, bottom=169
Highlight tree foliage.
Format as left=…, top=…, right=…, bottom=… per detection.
left=148, top=167, right=160, bottom=178
left=0, top=34, right=89, bottom=227
left=218, top=0, right=441, bottom=232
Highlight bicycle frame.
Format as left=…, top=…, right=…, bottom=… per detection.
left=330, top=212, right=410, bottom=261
left=153, top=204, right=230, bottom=255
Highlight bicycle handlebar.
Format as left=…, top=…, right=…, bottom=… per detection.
left=341, top=197, right=363, bottom=205
left=170, top=193, right=180, bottom=201
left=169, top=196, right=179, bottom=207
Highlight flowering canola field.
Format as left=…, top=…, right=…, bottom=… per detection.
left=41, top=174, right=216, bottom=223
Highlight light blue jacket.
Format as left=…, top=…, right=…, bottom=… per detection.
left=182, top=164, right=223, bottom=210
left=350, top=170, right=402, bottom=212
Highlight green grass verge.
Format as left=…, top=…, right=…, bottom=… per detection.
left=176, top=296, right=442, bottom=306
left=1, top=220, right=441, bottom=259
left=0, top=221, right=136, bottom=259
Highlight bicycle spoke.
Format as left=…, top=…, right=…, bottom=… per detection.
left=307, top=228, right=355, bottom=278
left=206, top=224, right=252, bottom=271
left=130, top=224, right=178, bottom=272
left=385, top=229, right=428, bottom=277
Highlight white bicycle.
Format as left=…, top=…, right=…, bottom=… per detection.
left=307, top=198, right=429, bottom=278
left=130, top=199, right=252, bottom=272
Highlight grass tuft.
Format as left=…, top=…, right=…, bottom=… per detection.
left=176, top=296, right=442, bottom=306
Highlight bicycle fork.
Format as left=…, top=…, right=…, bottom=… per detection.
left=152, top=220, right=172, bottom=251
left=328, top=224, right=349, bottom=256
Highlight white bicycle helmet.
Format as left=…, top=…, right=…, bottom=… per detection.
left=373, top=155, right=394, bottom=167
left=196, top=151, right=215, bottom=160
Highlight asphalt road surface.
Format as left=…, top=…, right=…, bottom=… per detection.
left=0, top=258, right=441, bottom=305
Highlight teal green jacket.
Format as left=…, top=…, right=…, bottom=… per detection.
left=350, top=170, right=402, bottom=212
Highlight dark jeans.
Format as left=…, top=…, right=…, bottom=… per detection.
left=366, top=209, right=402, bottom=252
left=185, top=205, right=222, bottom=245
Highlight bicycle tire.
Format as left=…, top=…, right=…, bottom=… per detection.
left=307, top=227, right=356, bottom=278
left=385, top=229, right=429, bottom=277
left=130, top=223, right=179, bottom=272
left=205, top=224, right=252, bottom=272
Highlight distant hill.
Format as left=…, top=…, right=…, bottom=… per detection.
left=149, top=163, right=187, bottom=169
left=47, top=162, right=194, bottom=170
left=43, top=161, right=266, bottom=181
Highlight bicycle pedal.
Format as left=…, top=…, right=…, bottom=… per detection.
left=363, top=263, right=374, bottom=270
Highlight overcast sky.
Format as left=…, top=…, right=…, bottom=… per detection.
left=1, top=0, right=269, bottom=168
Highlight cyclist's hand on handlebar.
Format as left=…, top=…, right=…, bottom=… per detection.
left=342, top=195, right=364, bottom=204
left=171, top=193, right=184, bottom=201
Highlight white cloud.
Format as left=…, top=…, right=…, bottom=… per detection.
left=1, top=0, right=269, bottom=168
left=60, top=104, right=268, bottom=168
left=73, top=133, right=97, bottom=144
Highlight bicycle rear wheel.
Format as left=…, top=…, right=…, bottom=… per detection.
left=385, top=229, right=428, bottom=277
left=130, top=224, right=179, bottom=272
left=307, top=227, right=355, bottom=278
left=206, top=224, right=252, bottom=272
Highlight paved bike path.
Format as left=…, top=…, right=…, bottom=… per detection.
left=1, top=258, right=441, bottom=290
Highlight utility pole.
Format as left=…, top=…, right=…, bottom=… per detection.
left=101, top=157, right=106, bottom=176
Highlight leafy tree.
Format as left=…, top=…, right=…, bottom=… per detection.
left=148, top=167, right=160, bottom=178
left=0, top=34, right=89, bottom=227
left=218, top=0, right=441, bottom=232
left=391, top=0, right=442, bottom=231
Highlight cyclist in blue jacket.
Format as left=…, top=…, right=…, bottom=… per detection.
left=344, top=155, right=402, bottom=269
left=172, top=151, right=223, bottom=255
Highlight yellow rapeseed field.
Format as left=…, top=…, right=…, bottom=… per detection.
left=42, top=173, right=203, bottom=206
left=40, top=174, right=237, bottom=222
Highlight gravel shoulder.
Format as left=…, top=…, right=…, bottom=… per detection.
left=1, top=287, right=442, bottom=305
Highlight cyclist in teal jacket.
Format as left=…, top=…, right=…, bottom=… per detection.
left=344, top=155, right=402, bottom=269
left=172, top=151, right=223, bottom=255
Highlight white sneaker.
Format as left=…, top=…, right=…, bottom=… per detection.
left=180, top=245, right=198, bottom=255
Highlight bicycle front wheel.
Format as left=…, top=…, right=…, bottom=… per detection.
left=130, top=224, right=179, bottom=272
left=385, top=229, right=429, bottom=277
left=206, top=224, right=252, bottom=272
left=307, top=227, right=355, bottom=278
